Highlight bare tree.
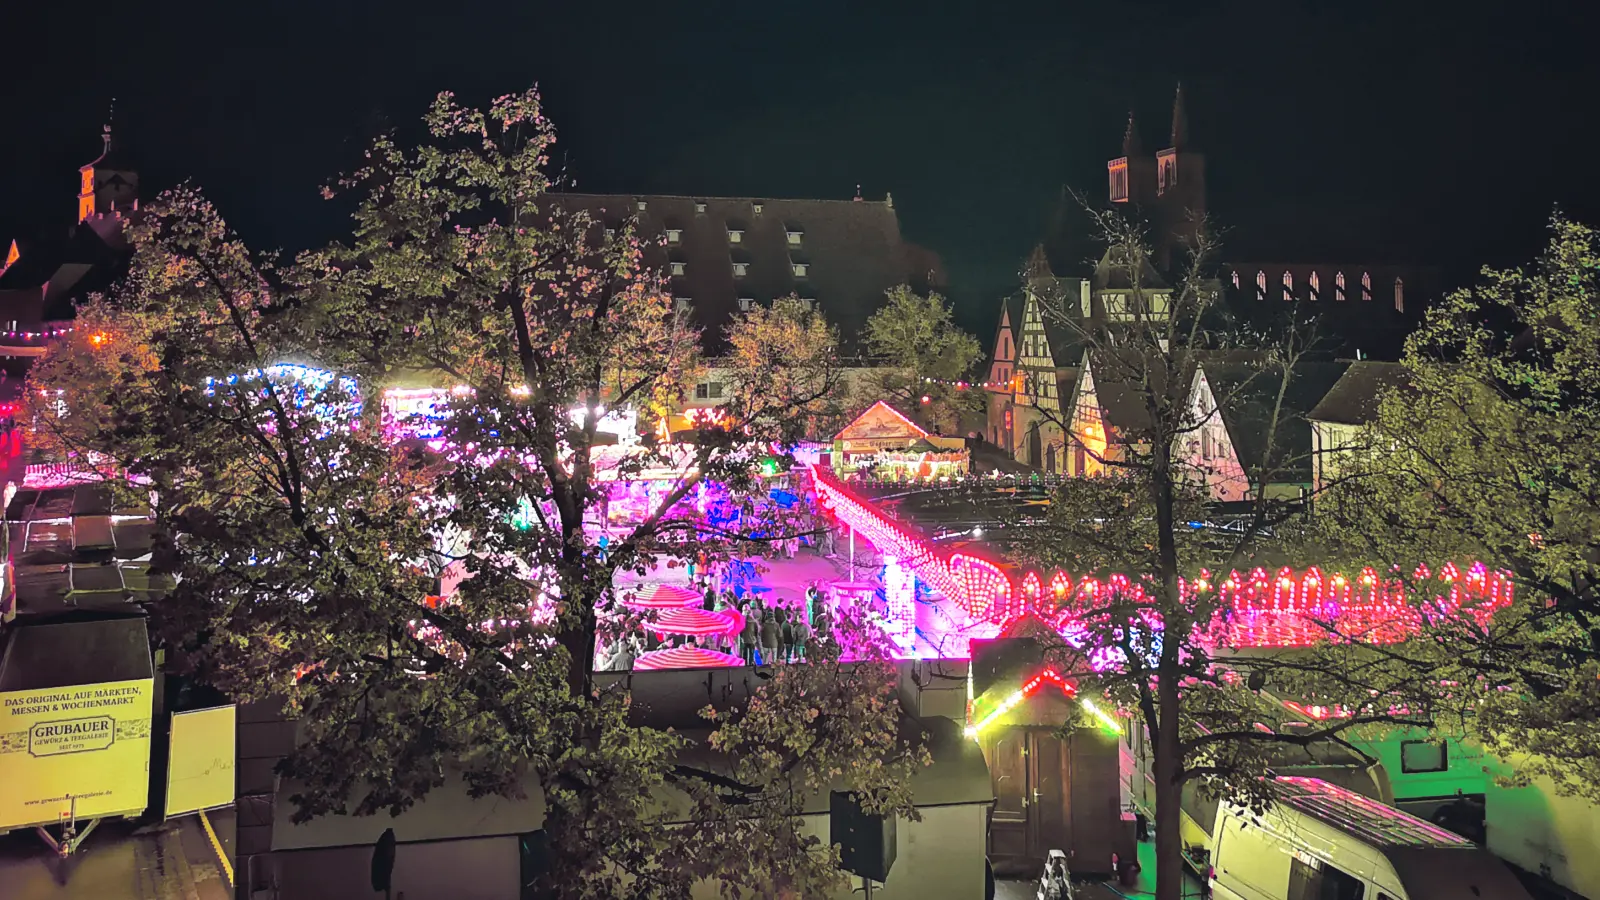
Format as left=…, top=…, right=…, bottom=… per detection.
left=1007, top=206, right=1438, bottom=899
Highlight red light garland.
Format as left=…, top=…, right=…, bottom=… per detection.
left=810, top=465, right=1515, bottom=651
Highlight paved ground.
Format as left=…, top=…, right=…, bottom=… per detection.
left=0, top=813, right=232, bottom=900
left=995, top=840, right=1203, bottom=900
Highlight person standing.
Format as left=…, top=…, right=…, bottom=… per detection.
left=759, top=609, right=779, bottom=666
left=740, top=606, right=759, bottom=665
left=702, top=582, right=716, bottom=611
left=777, top=609, right=793, bottom=663
left=791, top=614, right=810, bottom=663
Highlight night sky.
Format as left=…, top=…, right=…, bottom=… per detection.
left=4, top=1, right=1596, bottom=333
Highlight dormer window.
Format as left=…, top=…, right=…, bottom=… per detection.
left=694, top=201, right=708, bottom=214
left=792, top=263, right=809, bottom=278
left=798, top=297, right=816, bottom=309
left=786, top=230, right=804, bottom=247
left=674, top=297, right=691, bottom=313
left=738, top=298, right=756, bottom=311
left=666, top=228, right=683, bottom=245
left=635, top=199, right=648, bottom=212
left=753, top=203, right=764, bottom=216
left=727, top=229, right=744, bottom=244
left=732, top=261, right=749, bottom=277
left=670, top=261, right=686, bottom=277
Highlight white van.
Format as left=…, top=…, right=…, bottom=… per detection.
left=1209, top=776, right=1533, bottom=900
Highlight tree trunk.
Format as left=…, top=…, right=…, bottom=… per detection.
left=1151, top=432, right=1187, bottom=900
left=1153, top=670, right=1185, bottom=900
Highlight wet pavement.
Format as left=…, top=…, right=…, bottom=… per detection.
left=0, top=812, right=233, bottom=900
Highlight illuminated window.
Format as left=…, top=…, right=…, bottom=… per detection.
left=798, top=297, right=816, bottom=308
left=1394, top=277, right=1404, bottom=313
left=1335, top=271, right=1346, bottom=302
left=694, top=201, right=707, bottom=214
left=636, top=199, right=648, bottom=211
left=1108, top=158, right=1130, bottom=203
left=673, top=297, right=690, bottom=314
left=737, top=297, right=755, bottom=311
left=1256, top=271, right=1268, bottom=301
left=1282, top=271, right=1294, bottom=302
left=727, top=229, right=744, bottom=244
left=732, top=261, right=749, bottom=277
left=792, top=263, right=809, bottom=278
left=1231, top=270, right=1240, bottom=289
left=666, top=228, right=682, bottom=245
left=670, top=261, right=686, bottom=277
left=786, top=230, right=804, bottom=247
left=1361, top=271, right=1373, bottom=302
left=1158, top=151, right=1177, bottom=194
left=752, top=203, right=764, bottom=216
left=1309, top=271, right=1320, bottom=301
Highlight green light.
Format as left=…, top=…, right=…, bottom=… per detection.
left=759, top=458, right=779, bottom=476
left=511, top=497, right=536, bottom=531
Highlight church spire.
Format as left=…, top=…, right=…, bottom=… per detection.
left=1024, top=243, right=1054, bottom=283
left=1170, top=82, right=1189, bottom=150
left=1121, top=111, right=1142, bottom=158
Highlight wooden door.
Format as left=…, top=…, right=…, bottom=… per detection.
left=1028, top=731, right=1071, bottom=859
left=984, top=731, right=1029, bottom=861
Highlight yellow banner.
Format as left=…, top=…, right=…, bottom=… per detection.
left=165, top=705, right=236, bottom=817
left=0, top=678, right=154, bottom=828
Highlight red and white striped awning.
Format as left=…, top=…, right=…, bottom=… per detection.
left=633, top=645, right=744, bottom=671
left=649, top=607, right=744, bottom=637
left=622, top=583, right=703, bottom=609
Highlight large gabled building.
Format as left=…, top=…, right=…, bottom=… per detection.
left=543, top=191, right=943, bottom=356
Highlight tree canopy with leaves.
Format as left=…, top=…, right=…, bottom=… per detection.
left=28, top=90, right=926, bottom=898
left=861, top=284, right=981, bottom=434
left=1317, top=216, right=1600, bottom=805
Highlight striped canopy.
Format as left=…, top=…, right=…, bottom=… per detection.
left=622, top=583, right=703, bottom=609
left=649, top=607, right=745, bottom=637
left=633, top=645, right=744, bottom=671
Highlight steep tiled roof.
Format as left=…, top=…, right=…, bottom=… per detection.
left=542, top=193, right=937, bottom=353
left=1093, top=247, right=1170, bottom=292
left=1203, top=359, right=1350, bottom=484
left=1306, top=361, right=1411, bottom=425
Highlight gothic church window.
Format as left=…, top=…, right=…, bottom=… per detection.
left=1335, top=271, right=1346, bottom=302
left=1282, top=271, right=1294, bottom=302
left=1309, top=271, right=1321, bottom=301
left=1394, top=277, right=1404, bottom=312
left=1361, top=271, right=1373, bottom=302
left=1256, top=271, right=1268, bottom=301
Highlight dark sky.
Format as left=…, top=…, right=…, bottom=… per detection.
left=3, top=0, right=1596, bottom=333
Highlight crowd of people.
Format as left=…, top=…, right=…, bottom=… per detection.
left=600, top=580, right=836, bottom=671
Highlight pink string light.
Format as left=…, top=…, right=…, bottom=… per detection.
left=809, top=465, right=1515, bottom=652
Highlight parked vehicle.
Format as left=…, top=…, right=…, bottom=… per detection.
left=1122, top=715, right=1391, bottom=878
left=1209, top=776, right=1532, bottom=900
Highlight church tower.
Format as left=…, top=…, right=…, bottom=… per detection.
left=1153, top=83, right=1206, bottom=261
left=1107, top=112, right=1156, bottom=208
left=78, top=122, right=138, bottom=224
